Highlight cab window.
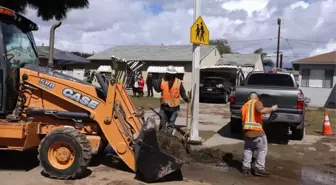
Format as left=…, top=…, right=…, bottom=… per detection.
left=1, top=20, right=39, bottom=69
left=1, top=20, right=39, bottom=111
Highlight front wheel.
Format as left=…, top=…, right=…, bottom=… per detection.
left=38, top=127, right=92, bottom=180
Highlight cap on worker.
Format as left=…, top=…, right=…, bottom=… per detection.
left=166, top=65, right=177, bottom=74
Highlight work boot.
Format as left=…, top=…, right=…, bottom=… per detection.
left=252, top=168, right=270, bottom=177
left=241, top=167, right=251, bottom=175
left=6, top=114, right=21, bottom=122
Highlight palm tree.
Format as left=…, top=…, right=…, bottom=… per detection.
left=1, top=0, right=89, bottom=21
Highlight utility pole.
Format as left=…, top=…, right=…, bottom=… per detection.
left=276, top=18, right=281, bottom=68
left=190, top=0, right=201, bottom=143
left=279, top=53, right=283, bottom=68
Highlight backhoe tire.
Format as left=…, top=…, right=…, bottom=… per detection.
left=38, top=127, right=92, bottom=180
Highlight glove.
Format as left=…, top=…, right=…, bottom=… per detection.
left=271, top=105, right=278, bottom=111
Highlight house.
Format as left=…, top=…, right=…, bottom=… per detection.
left=292, top=51, right=336, bottom=108
left=87, top=45, right=220, bottom=94
left=200, top=54, right=264, bottom=86
left=37, top=46, right=89, bottom=70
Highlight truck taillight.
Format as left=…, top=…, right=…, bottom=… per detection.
left=230, top=97, right=236, bottom=104
left=297, top=92, right=304, bottom=109
left=230, top=91, right=236, bottom=104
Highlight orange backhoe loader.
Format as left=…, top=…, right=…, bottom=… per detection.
left=0, top=6, right=183, bottom=182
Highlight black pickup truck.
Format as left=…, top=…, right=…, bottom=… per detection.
left=229, top=71, right=305, bottom=140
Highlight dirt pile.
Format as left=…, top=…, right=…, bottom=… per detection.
left=156, top=131, right=227, bottom=164
left=157, top=131, right=190, bottom=162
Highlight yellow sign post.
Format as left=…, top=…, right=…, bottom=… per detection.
left=190, top=16, right=209, bottom=45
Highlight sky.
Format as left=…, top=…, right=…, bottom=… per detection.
left=24, top=0, right=336, bottom=67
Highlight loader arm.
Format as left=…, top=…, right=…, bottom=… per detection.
left=19, top=65, right=142, bottom=171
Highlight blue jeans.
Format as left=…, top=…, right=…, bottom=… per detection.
left=159, top=109, right=179, bottom=135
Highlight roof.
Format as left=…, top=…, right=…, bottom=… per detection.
left=147, top=66, right=185, bottom=73
left=87, top=45, right=217, bottom=62
left=37, top=46, right=89, bottom=65
left=97, top=65, right=113, bottom=72
left=216, top=54, right=262, bottom=66
left=292, top=51, right=336, bottom=64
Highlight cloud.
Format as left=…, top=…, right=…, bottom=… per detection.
left=22, top=0, right=336, bottom=65
left=310, top=40, right=336, bottom=56
left=290, top=1, right=310, bottom=9
left=221, top=0, right=269, bottom=17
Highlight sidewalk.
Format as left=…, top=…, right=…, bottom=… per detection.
left=144, top=103, right=230, bottom=132
left=144, top=103, right=244, bottom=146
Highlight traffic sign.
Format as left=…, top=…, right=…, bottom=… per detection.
left=190, top=16, right=209, bottom=45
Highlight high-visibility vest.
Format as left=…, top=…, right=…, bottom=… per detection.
left=241, top=99, right=264, bottom=131
left=160, top=78, right=181, bottom=107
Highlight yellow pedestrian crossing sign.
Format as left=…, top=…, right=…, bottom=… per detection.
left=190, top=16, right=209, bottom=45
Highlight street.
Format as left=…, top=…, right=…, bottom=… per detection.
left=1, top=103, right=335, bottom=185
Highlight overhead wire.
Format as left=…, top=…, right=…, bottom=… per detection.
left=284, top=38, right=330, bottom=44
left=227, top=38, right=275, bottom=43
left=231, top=38, right=273, bottom=52
left=284, top=38, right=300, bottom=58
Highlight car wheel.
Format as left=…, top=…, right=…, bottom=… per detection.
left=291, top=127, right=305, bottom=140
left=230, top=117, right=242, bottom=134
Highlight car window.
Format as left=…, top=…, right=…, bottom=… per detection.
left=246, top=73, right=294, bottom=87
left=203, top=78, right=222, bottom=84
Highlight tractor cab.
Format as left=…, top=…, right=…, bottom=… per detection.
left=0, top=6, right=39, bottom=116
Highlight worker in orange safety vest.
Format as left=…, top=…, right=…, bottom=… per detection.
left=241, top=92, right=278, bottom=176
left=153, top=65, right=190, bottom=135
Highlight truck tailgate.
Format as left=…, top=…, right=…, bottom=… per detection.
left=235, top=86, right=300, bottom=109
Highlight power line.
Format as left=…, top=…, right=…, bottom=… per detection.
left=284, top=38, right=330, bottom=44
left=285, top=39, right=299, bottom=58
left=50, top=38, right=277, bottom=47
left=231, top=38, right=273, bottom=52
left=283, top=39, right=313, bottom=47
left=227, top=38, right=275, bottom=43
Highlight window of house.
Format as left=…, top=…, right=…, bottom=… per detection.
left=301, top=69, right=310, bottom=87
left=323, top=69, right=334, bottom=88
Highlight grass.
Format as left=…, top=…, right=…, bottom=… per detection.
left=129, top=96, right=161, bottom=109
left=305, top=108, right=336, bottom=135
left=129, top=96, right=185, bottom=109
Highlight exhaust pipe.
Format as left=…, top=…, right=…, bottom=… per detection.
left=48, top=22, right=62, bottom=68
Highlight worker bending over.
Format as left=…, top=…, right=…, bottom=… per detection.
left=241, top=92, right=278, bottom=176
left=154, top=66, right=190, bottom=135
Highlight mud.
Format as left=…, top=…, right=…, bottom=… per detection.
left=184, top=135, right=336, bottom=185
left=156, top=131, right=227, bottom=164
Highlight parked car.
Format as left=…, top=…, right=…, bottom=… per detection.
left=200, top=77, right=232, bottom=103
left=229, top=71, right=305, bottom=140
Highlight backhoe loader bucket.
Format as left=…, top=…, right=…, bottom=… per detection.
left=134, top=128, right=184, bottom=183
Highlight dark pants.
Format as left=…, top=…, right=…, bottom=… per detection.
left=147, top=85, right=153, bottom=97
left=159, top=109, right=179, bottom=135
left=133, top=87, right=144, bottom=97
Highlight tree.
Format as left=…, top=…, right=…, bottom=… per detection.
left=253, top=48, right=274, bottom=67
left=1, top=0, right=89, bottom=21
left=210, top=39, right=231, bottom=55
